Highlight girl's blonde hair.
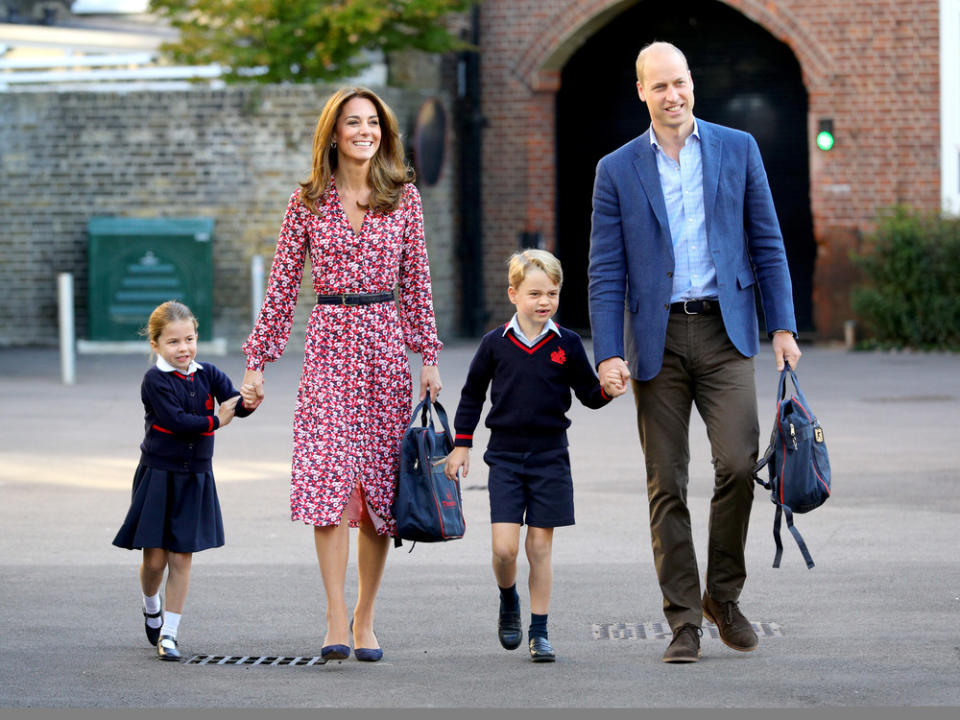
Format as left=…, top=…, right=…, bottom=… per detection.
left=507, top=248, right=564, bottom=289
left=299, top=87, right=413, bottom=215
left=143, top=300, right=198, bottom=345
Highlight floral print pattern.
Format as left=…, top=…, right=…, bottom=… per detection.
left=243, top=181, right=442, bottom=534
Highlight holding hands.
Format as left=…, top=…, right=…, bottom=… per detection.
left=599, top=357, right=631, bottom=398
left=240, top=369, right=265, bottom=409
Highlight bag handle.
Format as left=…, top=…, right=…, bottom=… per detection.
left=777, top=361, right=811, bottom=409
left=407, top=392, right=453, bottom=442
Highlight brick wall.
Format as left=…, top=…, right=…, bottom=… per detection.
left=477, top=0, right=942, bottom=338
left=0, top=84, right=457, bottom=349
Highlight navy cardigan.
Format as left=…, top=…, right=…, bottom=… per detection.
left=138, top=363, right=254, bottom=472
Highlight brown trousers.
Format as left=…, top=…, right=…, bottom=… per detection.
left=632, top=313, right=759, bottom=630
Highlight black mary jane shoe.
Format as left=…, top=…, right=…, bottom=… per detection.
left=498, top=610, right=523, bottom=650
left=157, top=634, right=181, bottom=662
left=528, top=636, right=556, bottom=663
left=143, top=606, right=163, bottom=647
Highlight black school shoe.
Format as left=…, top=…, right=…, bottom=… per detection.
left=143, top=606, right=163, bottom=646
left=157, top=635, right=181, bottom=661
left=528, top=636, right=556, bottom=662
left=498, top=610, right=523, bottom=650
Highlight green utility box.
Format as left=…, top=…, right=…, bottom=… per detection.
left=87, top=217, right=215, bottom=341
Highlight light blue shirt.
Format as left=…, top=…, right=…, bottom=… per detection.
left=503, top=314, right=561, bottom=347
left=650, top=119, right=718, bottom=303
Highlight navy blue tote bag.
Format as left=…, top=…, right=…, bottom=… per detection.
left=392, top=394, right=465, bottom=547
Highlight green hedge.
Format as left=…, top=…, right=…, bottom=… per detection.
left=851, top=207, right=960, bottom=350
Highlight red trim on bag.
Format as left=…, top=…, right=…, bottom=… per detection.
left=811, top=461, right=831, bottom=494
left=152, top=424, right=173, bottom=434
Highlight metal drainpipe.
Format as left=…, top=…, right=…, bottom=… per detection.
left=455, top=4, right=487, bottom=337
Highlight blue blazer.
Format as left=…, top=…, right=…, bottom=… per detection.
left=588, top=119, right=797, bottom=381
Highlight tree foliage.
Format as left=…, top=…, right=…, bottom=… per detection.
left=148, top=0, right=475, bottom=83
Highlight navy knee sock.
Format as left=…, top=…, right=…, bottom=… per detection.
left=499, top=584, right=520, bottom=614
left=529, top=613, right=548, bottom=639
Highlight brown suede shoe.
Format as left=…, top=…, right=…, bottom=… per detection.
left=662, top=623, right=702, bottom=663
left=702, top=591, right=758, bottom=652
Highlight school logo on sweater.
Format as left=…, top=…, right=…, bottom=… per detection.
left=550, top=348, right=566, bottom=365
left=205, top=394, right=214, bottom=410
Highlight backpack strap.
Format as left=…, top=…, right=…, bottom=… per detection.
left=773, top=503, right=815, bottom=569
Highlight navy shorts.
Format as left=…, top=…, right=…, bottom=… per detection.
left=483, top=447, right=574, bottom=528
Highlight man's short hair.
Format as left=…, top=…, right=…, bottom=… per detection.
left=635, top=41, right=689, bottom=84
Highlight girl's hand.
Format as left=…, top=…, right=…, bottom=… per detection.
left=241, top=369, right=264, bottom=408
left=419, top=364, right=442, bottom=402
left=444, top=446, right=469, bottom=480
left=218, top=395, right=240, bottom=428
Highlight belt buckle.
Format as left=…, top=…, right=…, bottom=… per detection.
left=341, top=294, right=349, bottom=306
left=683, top=300, right=697, bottom=315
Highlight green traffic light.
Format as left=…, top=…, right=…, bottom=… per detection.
left=816, top=130, right=835, bottom=151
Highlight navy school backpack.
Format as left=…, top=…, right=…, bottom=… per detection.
left=753, top=363, right=831, bottom=569
left=392, top=393, right=465, bottom=549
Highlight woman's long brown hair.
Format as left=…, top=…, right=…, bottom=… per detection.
left=299, top=87, right=413, bottom=215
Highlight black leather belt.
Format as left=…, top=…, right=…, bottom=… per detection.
left=316, top=292, right=395, bottom=306
left=670, top=299, right=719, bottom=315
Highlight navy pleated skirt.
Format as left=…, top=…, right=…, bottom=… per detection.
left=112, top=463, right=225, bottom=553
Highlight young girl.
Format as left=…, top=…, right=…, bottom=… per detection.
left=112, top=300, right=254, bottom=661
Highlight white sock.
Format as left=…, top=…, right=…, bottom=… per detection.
left=143, top=592, right=162, bottom=628
left=161, top=611, right=181, bottom=639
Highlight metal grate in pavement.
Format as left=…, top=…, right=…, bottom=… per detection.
left=592, top=621, right=783, bottom=641
left=184, top=655, right=327, bottom=666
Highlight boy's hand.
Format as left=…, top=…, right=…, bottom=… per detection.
left=444, top=446, right=470, bottom=481
left=218, top=395, right=240, bottom=428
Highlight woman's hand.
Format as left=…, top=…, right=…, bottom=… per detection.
left=241, top=368, right=264, bottom=409
left=419, top=364, right=442, bottom=401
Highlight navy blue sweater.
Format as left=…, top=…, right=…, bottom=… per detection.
left=139, top=363, right=254, bottom=472
left=452, top=324, right=610, bottom=452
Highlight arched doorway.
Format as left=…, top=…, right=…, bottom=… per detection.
left=555, top=0, right=814, bottom=335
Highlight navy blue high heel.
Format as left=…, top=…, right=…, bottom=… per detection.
left=351, top=616, right=383, bottom=662
left=320, top=644, right=350, bottom=661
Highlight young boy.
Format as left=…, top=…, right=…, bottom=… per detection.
left=444, top=249, right=625, bottom=662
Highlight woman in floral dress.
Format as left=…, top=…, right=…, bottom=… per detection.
left=240, top=87, right=443, bottom=662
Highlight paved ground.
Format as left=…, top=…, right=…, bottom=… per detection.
left=1, top=341, right=958, bottom=709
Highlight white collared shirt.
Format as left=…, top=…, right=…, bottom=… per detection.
left=156, top=356, right=203, bottom=375
left=503, top=314, right=561, bottom=348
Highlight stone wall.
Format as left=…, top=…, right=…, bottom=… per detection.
left=0, top=84, right=458, bottom=349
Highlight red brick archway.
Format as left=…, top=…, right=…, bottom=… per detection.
left=476, top=0, right=940, bottom=339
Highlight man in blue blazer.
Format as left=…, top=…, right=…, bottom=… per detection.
left=588, top=42, right=802, bottom=663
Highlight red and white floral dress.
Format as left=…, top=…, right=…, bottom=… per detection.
left=243, top=180, right=442, bottom=535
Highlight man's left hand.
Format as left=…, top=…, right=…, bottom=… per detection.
left=772, top=331, right=801, bottom=371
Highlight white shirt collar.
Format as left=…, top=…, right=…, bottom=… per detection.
left=503, top=314, right=561, bottom=346
left=156, top=356, right=203, bottom=375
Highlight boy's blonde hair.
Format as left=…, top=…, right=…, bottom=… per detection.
left=507, top=248, right=563, bottom=289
